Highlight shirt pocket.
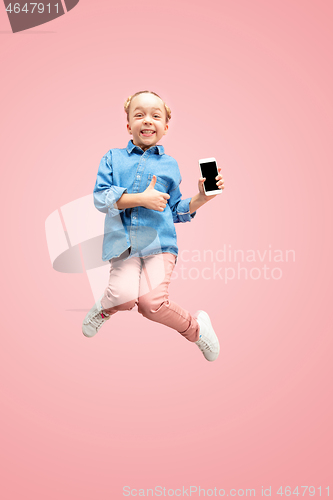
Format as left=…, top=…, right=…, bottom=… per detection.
left=146, top=173, right=169, bottom=192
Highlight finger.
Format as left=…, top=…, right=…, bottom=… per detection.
left=149, top=175, right=157, bottom=188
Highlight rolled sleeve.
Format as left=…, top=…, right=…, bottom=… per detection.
left=94, top=186, right=128, bottom=217
left=169, top=183, right=197, bottom=223
left=174, top=197, right=196, bottom=222
left=93, top=151, right=127, bottom=217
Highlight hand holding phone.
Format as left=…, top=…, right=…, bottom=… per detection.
left=199, top=158, right=223, bottom=196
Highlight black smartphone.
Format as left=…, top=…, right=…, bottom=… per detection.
left=199, top=157, right=221, bottom=196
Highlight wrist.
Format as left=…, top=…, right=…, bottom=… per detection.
left=198, top=192, right=209, bottom=203
left=114, top=192, right=145, bottom=210
left=136, top=192, right=145, bottom=207
left=189, top=192, right=207, bottom=214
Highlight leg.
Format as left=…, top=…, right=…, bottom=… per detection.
left=137, top=253, right=200, bottom=342
left=101, top=250, right=142, bottom=315
left=82, top=250, right=142, bottom=338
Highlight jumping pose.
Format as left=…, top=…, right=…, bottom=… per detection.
left=82, top=90, right=225, bottom=361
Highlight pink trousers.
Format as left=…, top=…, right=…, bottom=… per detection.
left=100, top=250, right=200, bottom=342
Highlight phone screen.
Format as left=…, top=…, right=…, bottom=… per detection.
left=200, top=161, right=218, bottom=192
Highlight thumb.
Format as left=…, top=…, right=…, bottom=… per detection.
left=149, top=175, right=157, bottom=188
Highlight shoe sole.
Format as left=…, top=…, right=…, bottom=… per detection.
left=82, top=329, right=95, bottom=338
left=82, top=313, right=110, bottom=338
left=195, top=310, right=220, bottom=361
left=82, top=308, right=97, bottom=338
left=82, top=299, right=105, bottom=338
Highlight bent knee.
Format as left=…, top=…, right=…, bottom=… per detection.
left=104, top=287, right=137, bottom=311
left=138, top=294, right=166, bottom=317
left=138, top=297, right=152, bottom=317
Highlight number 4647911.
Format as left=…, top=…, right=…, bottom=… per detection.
left=6, top=3, right=59, bottom=14
left=277, top=486, right=330, bottom=496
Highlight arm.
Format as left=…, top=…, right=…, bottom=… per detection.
left=168, top=177, right=197, bottom=223
left=168, top=161, right=224, bottom=222
left=189, top=193, right=210, bottom=214
left=115, top=175, right=170, bottom=211
left=189, top=167, right=225, bottom=213
left=93, top=151, right=128, bottom=217
left=115, top=192, right=145, bottom=210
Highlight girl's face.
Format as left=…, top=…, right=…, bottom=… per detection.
left=127, top=93, right=169, bottom=151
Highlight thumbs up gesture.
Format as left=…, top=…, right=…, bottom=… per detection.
left=142, top=175, right=170, bottom=211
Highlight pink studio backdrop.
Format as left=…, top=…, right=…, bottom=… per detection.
left=1, top=1, right=332, bottom=499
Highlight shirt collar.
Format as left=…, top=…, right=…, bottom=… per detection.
left=126, top=139, right=165, bottom=156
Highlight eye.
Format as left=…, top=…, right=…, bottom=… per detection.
left=154, top=114, right=160, bottom=118
left=135, top=114, right=143, bottom=117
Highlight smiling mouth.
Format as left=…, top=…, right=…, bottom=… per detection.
left=141, top=130, right=155, bottom=136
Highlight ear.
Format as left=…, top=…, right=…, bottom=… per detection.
left=127, top=123, right=132, bottom=135
left=163, top=123, right=169, bottom=136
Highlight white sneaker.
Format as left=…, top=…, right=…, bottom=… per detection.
left=82, top=296, right=110, bottom=338
left=194, top=310, right=220, bottom=361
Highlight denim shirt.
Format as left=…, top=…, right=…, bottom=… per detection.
left=93, top=140, right=196, bottom=263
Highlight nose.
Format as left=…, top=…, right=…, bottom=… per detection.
left=143, top=115, right=152, bottom=124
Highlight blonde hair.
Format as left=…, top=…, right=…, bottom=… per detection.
left=124, top=90, right=171, bottom=123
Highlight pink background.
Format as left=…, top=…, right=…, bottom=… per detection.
left=1, top=1, right=332, bottom=498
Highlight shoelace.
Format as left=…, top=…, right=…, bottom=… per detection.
left=89, top=311, right=109, bottom=330
left=196, top=336, right=212, bottom=352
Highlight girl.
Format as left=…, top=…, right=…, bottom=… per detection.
left=82, top=90, right=224, bottom=361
